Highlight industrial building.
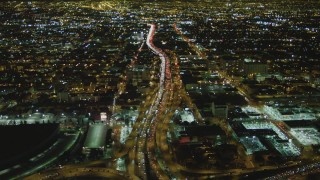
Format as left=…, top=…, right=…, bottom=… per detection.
left=83, top=123, right=108, bottom=155
left=243, top=58, right=268, bottom=76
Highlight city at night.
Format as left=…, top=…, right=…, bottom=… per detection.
left=0, top=0, right=319, bottom=179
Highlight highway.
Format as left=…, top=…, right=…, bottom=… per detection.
left=15, top=131, right=81, bottom=179
left=116, top=23, right=172, bottom=179
left=146, top=23, right=167, bottom=109
left=142, top=23, right=172, bottom=179
left=25, top=166, right=129, bottom=180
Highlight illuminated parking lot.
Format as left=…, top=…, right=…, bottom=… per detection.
left=240, top=136, right=267, bottom=155
left=290, top=128, right=320, bottom=146
left=265, top=136, right=301, bottom=157
left=242, top=121, right=288, bottom=140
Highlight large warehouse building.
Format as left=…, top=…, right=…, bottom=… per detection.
left=83, top=123, right=108, bottom=155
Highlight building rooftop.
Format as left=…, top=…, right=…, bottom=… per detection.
left=180, top=110, right=195, bottom=123
left=290, top=128, right=320, bottom=146
left=83, top=123, right=107, bottom=149
left=240, top=136, right=267, bottom=155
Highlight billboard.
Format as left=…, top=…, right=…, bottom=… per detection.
left=100, top=112, right=107, bottom=121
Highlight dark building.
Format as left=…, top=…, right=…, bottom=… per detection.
left=243, top=58, right=268, bottom=76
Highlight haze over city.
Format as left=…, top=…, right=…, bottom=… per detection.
left=0, top=0, right=319, bottom=179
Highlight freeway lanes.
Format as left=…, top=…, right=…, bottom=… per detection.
left=146, top=23, right=166, bottom=109
left=25, top=166, right=129, bottom=180
left=6, top=131, right=81, bottom=180
left=144, top=23, right=172, bottom=179
left=114, top=23, right=172, bottom=179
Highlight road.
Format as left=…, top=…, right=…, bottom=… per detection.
left=10, top=131, right=81, bottom=179
left=114, top=23, right=172, bottom=179
left=25, top=166, right=129, bottom=180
